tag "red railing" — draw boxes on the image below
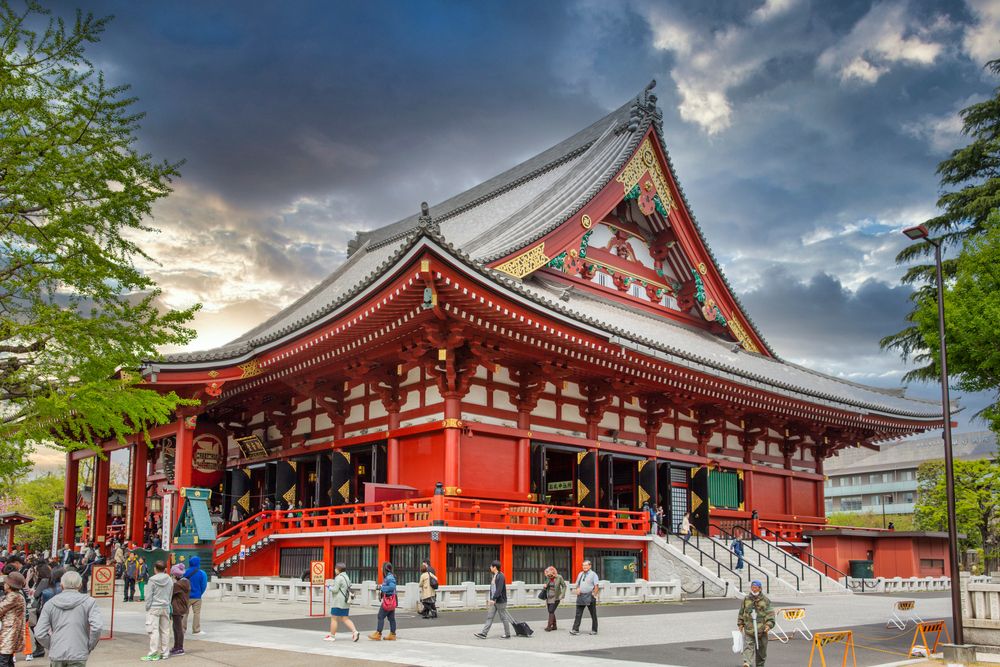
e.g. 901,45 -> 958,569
214,497 -> 648,567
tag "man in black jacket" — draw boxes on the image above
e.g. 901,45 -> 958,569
474,560 -> 512,639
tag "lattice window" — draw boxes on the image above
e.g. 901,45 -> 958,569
279,547 -> 323,579
513,546 -> 572,584
390,544 -> 430,585
335,545 -> 378,583
446,544 -> 499,585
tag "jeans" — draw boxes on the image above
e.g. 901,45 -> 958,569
481,601 -> 512,636
376,607 -> 396,633
124,577 -> 136,600
572,600 -> 598,632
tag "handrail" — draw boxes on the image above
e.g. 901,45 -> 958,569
215,497 -> 650,567
668,530 -> 770,595
755,530 -> 857,592
709,522 -> 802,591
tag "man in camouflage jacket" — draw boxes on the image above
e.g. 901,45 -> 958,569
736,580 -> 774,667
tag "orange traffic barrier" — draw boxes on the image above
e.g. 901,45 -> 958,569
808,630 -> 857,667
908,620 -> 950,657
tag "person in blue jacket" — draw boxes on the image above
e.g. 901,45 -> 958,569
368,562 -> 397,641
183,556 -> 208,635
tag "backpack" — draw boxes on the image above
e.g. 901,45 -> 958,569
429,572 -> 439,590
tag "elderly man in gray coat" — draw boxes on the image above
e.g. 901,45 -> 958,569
33,570 -> 103,666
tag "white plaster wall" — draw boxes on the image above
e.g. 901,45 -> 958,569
425,384 -> 443,405
465,384 -> 489,407
292,416 -> 311,436
494,388 -> 517,412
294,399 -> 312,414
315,413 -> 333,431
369,399 -> 387,420
399,388 -> 419,412
534,398 -> 558,421
563,382 -> 584,400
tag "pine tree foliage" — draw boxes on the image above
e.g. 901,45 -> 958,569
882,58 -> 1000,381
0,2 -> 199,491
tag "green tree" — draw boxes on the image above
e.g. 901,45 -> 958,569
882,58 -> 1000,381
0,1 -> 199,491
7,473 -> 83,552
914,458 -> 1000,561
910,213 -> 1000,431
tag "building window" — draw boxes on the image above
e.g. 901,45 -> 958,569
279,547 -> 323,579
447,544 -> 499,585
841,496 -> 863,511
904,493 -> 914,504
390,544 -> 430,585
708,469 -> 741,509
513,546 -> 572,584
335,546 -> 378,583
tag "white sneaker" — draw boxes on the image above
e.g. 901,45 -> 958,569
192,631 -> 205,636
323,634 -> 335,642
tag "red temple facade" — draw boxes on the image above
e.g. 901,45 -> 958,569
61,81 -> 944,585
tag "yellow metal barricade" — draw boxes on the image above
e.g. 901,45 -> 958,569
808,630 -> 857,667
908,620 -> 950,657
769,606 -> 812,643
886,599 -> 922,629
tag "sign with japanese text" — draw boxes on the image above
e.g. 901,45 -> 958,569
310,560 -> 325,586
90,564 -> 115,598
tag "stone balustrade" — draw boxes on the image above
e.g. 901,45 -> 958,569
961,571 -> 1000,648
207,577 -> 681,610
840,574 -> 992,593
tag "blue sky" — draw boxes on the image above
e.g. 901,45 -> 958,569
59,0 -> 1000,433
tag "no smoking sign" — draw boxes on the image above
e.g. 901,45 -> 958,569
310,560 -> 325,586
91,565 -> 115,598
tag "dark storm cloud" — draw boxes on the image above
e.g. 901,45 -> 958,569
43,0 -> 999,428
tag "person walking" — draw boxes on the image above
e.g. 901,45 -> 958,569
642,501 -> 656,534
28,563 -> 53,659
474,560 -> 512,640
141,561 -> 173,661
542,565 -> 566,631
569,560 -> 599,636
679,512 -> 692,544
732,538 -> 745,570
325,563 -> 359,642
368,562 -> 397,641
136,557 -> 149,602
33,570 -> 102,667
0,572 -> 27,667
737,580 -> 774,667
168,564 -> 190,657
183,556 -> 208,636
123,551 -> 138,602
417,563 -> 437,619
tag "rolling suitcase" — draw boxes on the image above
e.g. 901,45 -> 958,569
513,619 -> 534,637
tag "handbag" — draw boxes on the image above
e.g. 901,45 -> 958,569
537,588 -> 547,601
576,591 -> 594,606
380,592 -> 397,612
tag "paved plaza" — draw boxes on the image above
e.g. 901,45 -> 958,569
26,589 -> 997,667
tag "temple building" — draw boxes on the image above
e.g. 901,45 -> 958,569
60,81 -> 944,585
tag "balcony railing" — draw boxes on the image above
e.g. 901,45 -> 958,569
213,496 -> 649,570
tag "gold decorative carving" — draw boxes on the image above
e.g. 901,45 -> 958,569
698,262 -> 708,275
615,136 -> 675,212
728,318 -> 760,353
238,358 -> 263,378
581,214 -> 592,229
207,370 -> 220,379
495,243 -> 550,279
442,418 -> 463,429
444,486 -> 460,496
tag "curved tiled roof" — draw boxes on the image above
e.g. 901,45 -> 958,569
152,84 -> 941,423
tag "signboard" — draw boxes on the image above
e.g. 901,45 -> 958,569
236,434 -> 268,460
90,564 -> 115,598
161,493 -> 173,551
51,506 -> 62,555
239,546 -> 247,561
310,560 -> 325,586
547,480 -> 573,492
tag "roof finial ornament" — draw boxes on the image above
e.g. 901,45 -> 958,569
417,201 -> 438,233
628,79 -> 663,134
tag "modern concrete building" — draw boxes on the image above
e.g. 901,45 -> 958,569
824,431 -> 998,516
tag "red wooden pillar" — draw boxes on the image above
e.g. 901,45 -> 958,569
501,535 -> 513,582
62,454 -> 79,546
175,418 -> 194,490
432,533 -> 447,585
129,441 -> 148,545
784,476 -> 793,516
387,411 -> 401,485
377,534 -> 390,575
92,454 -> 110,545
443,397 -> 461,492
572,538 -> 585,573
516,411 -> 530,498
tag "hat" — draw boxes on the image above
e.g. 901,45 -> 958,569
750,580 -> 762,589
4,571 -> 26,590
170,564 -> 186,577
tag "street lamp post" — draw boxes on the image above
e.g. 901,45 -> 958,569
902,224 -> 963,645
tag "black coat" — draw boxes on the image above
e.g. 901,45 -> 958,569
490,571 -> 507,604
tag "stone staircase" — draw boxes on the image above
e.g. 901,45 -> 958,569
654,533 -> 849,597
